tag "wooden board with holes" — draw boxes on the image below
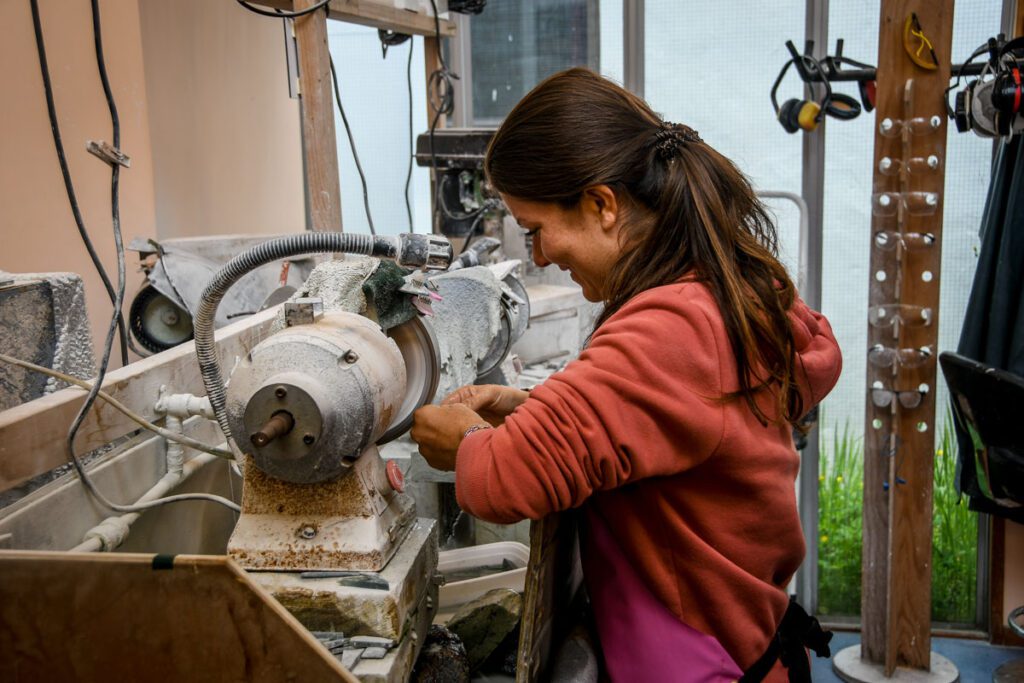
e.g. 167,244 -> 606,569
0,550 -> 358,682
0,308 -> 278,494
860,0 -> 953,675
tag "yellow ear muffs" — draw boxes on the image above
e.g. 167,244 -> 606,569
797,101 -> 822,131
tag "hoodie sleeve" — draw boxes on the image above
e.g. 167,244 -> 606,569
455,284 -> 731,524
787,297 -> 843,418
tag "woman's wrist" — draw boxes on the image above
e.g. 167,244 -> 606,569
463,423 -> 493,440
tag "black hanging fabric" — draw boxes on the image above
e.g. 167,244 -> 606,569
952,134 -> 1024,522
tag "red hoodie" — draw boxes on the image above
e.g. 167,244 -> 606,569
455,281 -> 842,680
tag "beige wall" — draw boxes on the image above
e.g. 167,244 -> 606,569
0,0 -> 157,365
137,0 -> 305,238
0,0 -> 305,368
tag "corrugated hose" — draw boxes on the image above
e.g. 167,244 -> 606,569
193,232 -> 452,448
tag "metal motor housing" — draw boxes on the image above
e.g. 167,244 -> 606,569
226,312 -> 406,484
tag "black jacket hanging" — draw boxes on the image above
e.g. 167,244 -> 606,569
952,134 -> 1024,522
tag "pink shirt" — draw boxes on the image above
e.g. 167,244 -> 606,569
583,503 -> 744,681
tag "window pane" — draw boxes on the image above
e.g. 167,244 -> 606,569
644,1 -> 806,281
327,24 -> 433,235
469,0 -> 601,124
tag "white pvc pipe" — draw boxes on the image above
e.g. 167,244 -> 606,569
71,397 -> 226,553
70,451 -> 220,553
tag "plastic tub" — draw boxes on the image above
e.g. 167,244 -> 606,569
435,542 -> 530,624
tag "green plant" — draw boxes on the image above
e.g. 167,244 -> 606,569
816,414 -> 977,623
817,422 -> 864,616
931,414 -> 977,623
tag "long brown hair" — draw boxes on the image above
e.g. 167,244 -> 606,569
485,67 -> 803,426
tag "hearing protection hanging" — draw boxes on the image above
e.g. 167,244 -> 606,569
948,37 -> 1024,138
771,55 -> 861,133
991,37 -> 1024,136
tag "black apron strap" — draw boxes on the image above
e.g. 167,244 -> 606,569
739,596 -> 833,683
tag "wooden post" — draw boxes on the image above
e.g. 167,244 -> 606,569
294,0 -> 343,231
857,0 -> 954,677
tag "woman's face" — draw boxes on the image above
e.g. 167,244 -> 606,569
501,187 -> 622,302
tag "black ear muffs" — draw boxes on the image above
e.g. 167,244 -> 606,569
992,67 -> 1022,117
954,86 -> 973,132
771,55 -> 832,134
826,92 -> 862,120
779,98 -> 809,133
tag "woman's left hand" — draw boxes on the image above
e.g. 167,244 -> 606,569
411,403 -> 489,471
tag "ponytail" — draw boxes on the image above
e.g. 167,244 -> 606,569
486,68 -> 803,426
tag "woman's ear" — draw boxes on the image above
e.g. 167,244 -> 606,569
580,185 -> 619,233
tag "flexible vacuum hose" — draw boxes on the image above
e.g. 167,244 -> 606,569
194,232 -> 452,447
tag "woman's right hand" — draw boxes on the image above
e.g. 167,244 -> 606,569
441,384 -> 530,426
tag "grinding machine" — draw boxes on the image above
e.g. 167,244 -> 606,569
189,231 -> 528,680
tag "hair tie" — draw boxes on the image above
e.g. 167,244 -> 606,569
655,122 -> 701,160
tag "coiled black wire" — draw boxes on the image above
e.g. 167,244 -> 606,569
29,0 -> 129,366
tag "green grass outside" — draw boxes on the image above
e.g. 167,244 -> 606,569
816,415 -> 978,623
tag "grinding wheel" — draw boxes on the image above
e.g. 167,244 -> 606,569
378,316 -> 441,444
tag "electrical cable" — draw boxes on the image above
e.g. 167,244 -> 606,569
328,56 -> 376,235
457,210 -> 489,256
234,0 -> 330,19
422,1 -> 495,234
405,38 -> 415,231
426,0 -> 458,233
0,353 -> 233,460
29,0 -> 129,367
375,28 -> 414,230
45,0 -> 237,516
235,0 -> 377,235
438,172 -> 495,220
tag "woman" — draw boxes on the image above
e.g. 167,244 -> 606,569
411,68 -> 842,682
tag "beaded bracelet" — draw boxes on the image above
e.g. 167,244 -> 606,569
463,423 -> 493,439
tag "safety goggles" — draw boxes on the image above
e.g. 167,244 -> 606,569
878,155 -> 942,176
868,304 -> 933,329
872,231 -> 936,251
872,191 -> 940,217
867,344 -> 934,369
878,115 -> 943,138
871,384 -> 930,409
